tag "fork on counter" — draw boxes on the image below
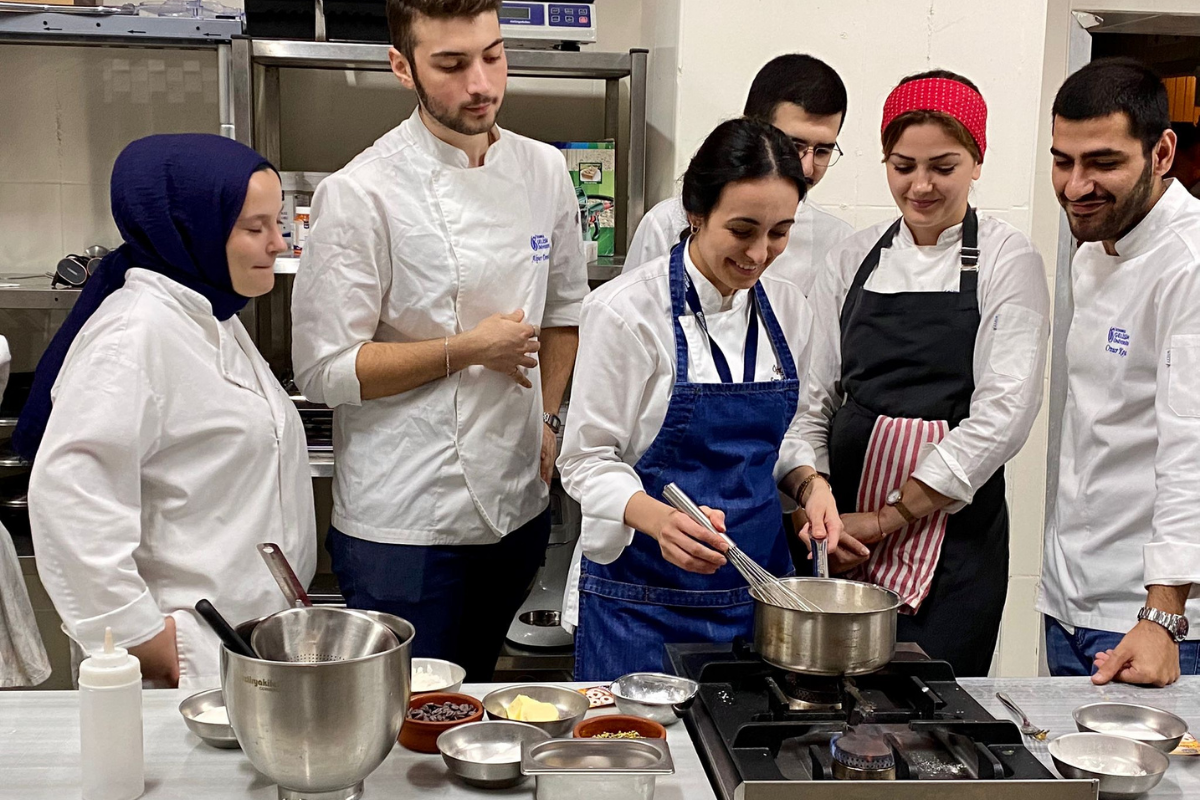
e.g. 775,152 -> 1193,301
996,692 -> 1049,740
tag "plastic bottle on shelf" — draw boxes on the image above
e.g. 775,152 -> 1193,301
79,627 -> 145,800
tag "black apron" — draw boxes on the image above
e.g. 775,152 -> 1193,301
828,208 -> 1008,677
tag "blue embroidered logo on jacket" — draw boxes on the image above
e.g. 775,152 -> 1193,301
531,234 -> 551,265
1106,327 -> 1129,357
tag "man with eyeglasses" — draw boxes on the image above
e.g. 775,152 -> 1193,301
624,54 -> 852,295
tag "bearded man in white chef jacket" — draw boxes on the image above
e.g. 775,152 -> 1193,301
1039,57 -> 1200,686
292,0 -> 586,681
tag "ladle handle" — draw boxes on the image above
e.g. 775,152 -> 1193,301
258,542 -> 312,608
195,599 -> 256,658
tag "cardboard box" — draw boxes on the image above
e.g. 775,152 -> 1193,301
5,0 -> 77,5
553,141 -> 616,258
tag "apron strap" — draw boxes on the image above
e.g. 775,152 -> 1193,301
671,239 -> 763,384
840,207 -> 981,336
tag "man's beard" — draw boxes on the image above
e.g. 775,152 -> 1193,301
1060,157 -> 1155,243
412,66 -> 498,137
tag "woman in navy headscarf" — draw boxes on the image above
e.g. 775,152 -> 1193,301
19,134 -> 316,688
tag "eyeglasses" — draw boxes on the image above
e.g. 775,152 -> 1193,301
791,139 -> 843,168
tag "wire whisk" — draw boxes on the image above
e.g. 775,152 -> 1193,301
661,483 -> 823,613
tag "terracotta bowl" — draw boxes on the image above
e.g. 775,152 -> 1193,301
398,692 -> 484,753
573,714 -> 667,740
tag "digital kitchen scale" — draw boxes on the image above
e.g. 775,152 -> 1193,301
500,1 -> 596,49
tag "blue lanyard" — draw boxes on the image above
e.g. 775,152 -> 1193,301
682,271 -> 760,384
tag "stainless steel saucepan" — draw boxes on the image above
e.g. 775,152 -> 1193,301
752,577 -> 900,675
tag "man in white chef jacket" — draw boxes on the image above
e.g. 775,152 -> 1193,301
624,54 -> 853,294
292,0 -> 586,681
1040,57 -> 1200,686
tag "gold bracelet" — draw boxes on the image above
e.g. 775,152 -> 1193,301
796,473 -> 828,506
444,337 -> 451,378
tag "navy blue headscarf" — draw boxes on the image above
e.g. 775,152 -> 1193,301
13,133 -> 275,460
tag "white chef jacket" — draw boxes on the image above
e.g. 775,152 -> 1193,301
795,213 -> 1050,509
1039,180 -> 1200,638
30,269 -> 316,689
557,243 -> 815,627
0,335 -> 52,688
624,195 -> 853,295
292,109 -> 587,545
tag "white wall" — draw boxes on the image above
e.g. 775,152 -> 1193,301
0,47 -> 221,273
654,0 -> 1053,675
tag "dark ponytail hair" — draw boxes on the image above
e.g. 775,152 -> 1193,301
678,117 -> 807,242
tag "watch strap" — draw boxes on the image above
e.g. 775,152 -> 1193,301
889,496 -> 917,525
1138,607 -> 1188,643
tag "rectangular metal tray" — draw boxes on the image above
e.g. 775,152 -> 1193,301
521,738 -> 674,775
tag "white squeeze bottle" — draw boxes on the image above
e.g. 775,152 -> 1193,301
79,627 -> 145,800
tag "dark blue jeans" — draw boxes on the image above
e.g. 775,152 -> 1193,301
326,510 -> 551,682
1045,615 -> 1200,677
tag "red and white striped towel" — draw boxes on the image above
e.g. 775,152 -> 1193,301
848,415 -> 950,615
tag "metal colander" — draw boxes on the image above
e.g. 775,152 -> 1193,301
250,606 -> 401,663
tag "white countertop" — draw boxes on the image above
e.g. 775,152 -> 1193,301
964,676 -> 1200,798
5,677 -> 1200,798
0,682 -> 717,800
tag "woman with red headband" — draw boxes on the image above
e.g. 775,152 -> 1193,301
795,70 -> 1050,676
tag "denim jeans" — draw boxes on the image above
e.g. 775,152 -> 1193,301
325,510 -> 551,682
1044,615 -> 1200,676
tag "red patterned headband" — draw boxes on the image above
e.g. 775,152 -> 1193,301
882,77 -> 988,160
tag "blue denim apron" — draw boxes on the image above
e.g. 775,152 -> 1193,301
574,241 -> 800,681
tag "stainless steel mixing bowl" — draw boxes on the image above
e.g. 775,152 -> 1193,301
609,673 -> 699,726
250,606 -> 399,663
1049,732 -> 1169,800
436,720 -> 551,789
481,684 -> 590,738
1073,702 -> 1188,754
221,610 -> 414,800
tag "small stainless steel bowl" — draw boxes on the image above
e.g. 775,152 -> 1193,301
411,657 -> 467,694
437,720 -> 551,789
1049,732 -> 1169,800
481,684 -> 589,738
1074,702 -> 1188,754
609,672 -> 699,727
178,688 -> 239,749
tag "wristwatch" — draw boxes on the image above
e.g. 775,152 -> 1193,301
542,412 -> 562,435
886,489 -> 917,525
1138,607 -> 1190,643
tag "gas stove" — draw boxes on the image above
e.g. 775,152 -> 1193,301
666,641 -> 1097,800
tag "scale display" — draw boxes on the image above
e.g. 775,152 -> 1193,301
499,2 -> 597,46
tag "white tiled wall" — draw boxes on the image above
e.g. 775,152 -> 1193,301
0,46 -> 221,275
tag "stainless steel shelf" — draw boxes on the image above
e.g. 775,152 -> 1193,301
250,39 -> 637,78
587,255 -> 625,282
0,276 -> 81,310
309,449 -> 333,478
0,12 -> 241,47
